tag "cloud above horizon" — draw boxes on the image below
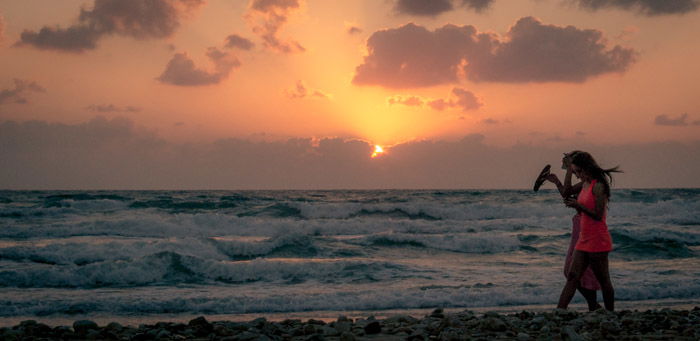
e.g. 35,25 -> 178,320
573,0 -> 700,16
85,104 -> 141,113
16,0 -> 205,52
654,113 -> 700,126
347,25 -> 363,35
286,80 -> 330,99
157,48 -> 241,86
2,116 -> 699,189
353,17 -> 636,88
393,0 -> 494,17
246,0 -> 305,53
0,79 -> 46,105
388,87 -> 482,112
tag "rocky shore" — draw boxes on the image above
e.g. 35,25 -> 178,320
2,307 -> 699,340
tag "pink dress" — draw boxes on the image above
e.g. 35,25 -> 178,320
564,214 -> 601,290
575,180 -> 613,252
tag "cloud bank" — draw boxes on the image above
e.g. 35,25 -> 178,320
393,0 -> 494,17
85,104 -> 140,113
353,17 -> 636,88
16,0 -> 205,52
573,0 -> 700,16
0,79 -> 46,105
157,48 -> 241,86
2,117 -> 699,189
246,0 -> 305,53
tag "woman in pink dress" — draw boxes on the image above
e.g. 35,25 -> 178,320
543,151 -> 602,311
555,151 -> 620,311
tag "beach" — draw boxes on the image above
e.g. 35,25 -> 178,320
3,307 -> 699,340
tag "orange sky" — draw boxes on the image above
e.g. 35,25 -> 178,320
1,0 -> 699,146
1,1 -> 699,189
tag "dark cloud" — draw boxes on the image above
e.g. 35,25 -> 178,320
353,17 -> 636,88
225,34 -> 255,50
654,113 -> 691,126
394,0 -> 454,16
353,23 -> 474,88
481,118 -> 499,124
387,95 -> 424,106
16,26 -> 101,52
85,104 -> 140,113
246,0 -> 305,53
16,0 -> 205,52
3,116 -> 700,189
574,0 -> 699,16
393,0 -> 494,16
286,80 -> 329,99
459,0 -> 494,12
0,79 -> 46,105
347,26 -> 363,35
468,17 -> 637,83
157,48 -> 241,86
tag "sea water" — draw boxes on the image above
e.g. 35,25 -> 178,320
0,189 -> 699,325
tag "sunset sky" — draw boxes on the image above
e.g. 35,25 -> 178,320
1,0 -> 699,189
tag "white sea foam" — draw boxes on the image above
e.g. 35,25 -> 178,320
349,232 -> 520,254
2,278 -> 700,317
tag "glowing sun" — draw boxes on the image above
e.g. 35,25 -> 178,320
371,145 -> 385,158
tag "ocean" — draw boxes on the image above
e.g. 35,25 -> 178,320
0,189 -> 699,326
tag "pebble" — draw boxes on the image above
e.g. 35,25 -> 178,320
1,308 -> 699,341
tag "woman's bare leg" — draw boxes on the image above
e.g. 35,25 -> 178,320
588,251 -> 614,311
558,250 -> 589,309
577,286 -> 601,311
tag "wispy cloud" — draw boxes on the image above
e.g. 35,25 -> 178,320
654,113 -> 699,126
85,104 -> 140,113
246,0 -> 305,53
387,88 -> 482,112
286,80 -> 330,99
0,79 -> 46,105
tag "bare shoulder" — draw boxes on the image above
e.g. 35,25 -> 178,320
592,182 -> 607,196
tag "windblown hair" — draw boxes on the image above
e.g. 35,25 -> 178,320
569,151 -> 622,198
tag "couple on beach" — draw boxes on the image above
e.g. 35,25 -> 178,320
535,151 -> 621,312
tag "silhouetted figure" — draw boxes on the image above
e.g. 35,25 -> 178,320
535,151 -> 603,310
548,151 -> 621,311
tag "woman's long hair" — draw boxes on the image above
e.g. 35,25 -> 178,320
569,151 -> 622,198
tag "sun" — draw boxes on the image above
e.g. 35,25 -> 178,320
371,145 -> 385,158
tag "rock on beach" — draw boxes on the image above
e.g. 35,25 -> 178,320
1,307 -> 699,340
